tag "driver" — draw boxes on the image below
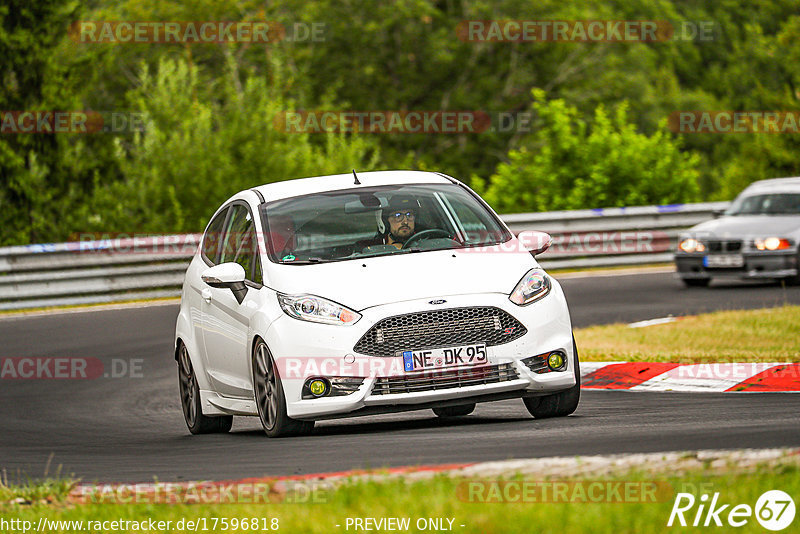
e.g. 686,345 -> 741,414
382,194 -> 419,249
357,194 -> 421,251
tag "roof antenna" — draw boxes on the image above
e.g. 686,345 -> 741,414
352,169 -> 361,185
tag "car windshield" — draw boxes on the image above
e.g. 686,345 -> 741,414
726,193 -> 800,216
262,184 -> 511,264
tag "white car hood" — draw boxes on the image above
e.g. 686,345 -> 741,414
691,215 -> 800,237
266,248 -> 538,311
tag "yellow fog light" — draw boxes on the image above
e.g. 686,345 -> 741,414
308,379 -> 328,397
547,352 -> 566,371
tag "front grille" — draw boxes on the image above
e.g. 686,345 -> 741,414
371,363 -> 519,395
353,307 -> 527,357
707,240 -> 742,253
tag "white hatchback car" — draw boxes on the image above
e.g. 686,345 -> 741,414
175,171 -> 580,437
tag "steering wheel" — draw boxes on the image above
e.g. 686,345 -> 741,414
402,229 -> 453,249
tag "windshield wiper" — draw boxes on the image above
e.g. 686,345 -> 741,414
284,257 -> 324,264
459,241 -> 502,248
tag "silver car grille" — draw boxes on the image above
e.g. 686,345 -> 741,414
353,307 -> 527,357
707,240 -> 743,253
371,363 -> 519,395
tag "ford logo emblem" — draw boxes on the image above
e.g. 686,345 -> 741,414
428,299 -> 447,305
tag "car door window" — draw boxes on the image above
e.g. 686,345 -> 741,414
220,204 -> 261,283
201,207 -> 229,265
442,192 -> 504,243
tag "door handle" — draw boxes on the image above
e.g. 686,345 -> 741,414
201,288 -> 212,303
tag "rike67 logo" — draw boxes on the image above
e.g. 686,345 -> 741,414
668,490 -> 795,530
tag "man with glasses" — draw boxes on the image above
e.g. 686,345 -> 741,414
357,194 -> 422,251
382,194 -> 420,249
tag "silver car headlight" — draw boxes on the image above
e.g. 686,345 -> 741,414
678,238 -> 706,253
509,268 -> 551,306
753,237 -> 792,251
278,294 -> 361,325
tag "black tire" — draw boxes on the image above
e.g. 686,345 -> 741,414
432,403 -> 476,418
252,339 -> 314,438
177,343 -> 233,434
681,277 -> 711,287
523,338 -> 581,419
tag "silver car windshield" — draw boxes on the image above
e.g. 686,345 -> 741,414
262,184 -> 511,264
726,193 -> 800,216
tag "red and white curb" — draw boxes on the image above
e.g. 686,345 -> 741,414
580,362 -> 800,392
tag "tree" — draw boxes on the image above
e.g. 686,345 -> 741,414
475,89 -> 700,213
0,0 -> 83,244
77,57 -> 382,234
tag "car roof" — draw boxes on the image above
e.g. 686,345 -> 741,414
741,177 -> 800,195
250,170 -> 454,203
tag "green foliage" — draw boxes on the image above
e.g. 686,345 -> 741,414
0,0 -> 87,245
76,58 -> 381,234
476,90 -> 700,213
2,0 -> 800,244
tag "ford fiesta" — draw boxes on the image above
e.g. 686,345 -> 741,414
174,171 -> 579,437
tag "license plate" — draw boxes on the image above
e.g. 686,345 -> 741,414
703,254 -> 744,268
401,343 -> 487,372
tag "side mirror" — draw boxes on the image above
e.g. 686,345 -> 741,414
517,230 -> 552,256
201,263 -> 248,304
712,209 -> 725,219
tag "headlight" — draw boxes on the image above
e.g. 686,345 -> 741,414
278,294 -> 361,325
509,269 -> 551,306
754,237 -> 792,251
679,238 -> 705,253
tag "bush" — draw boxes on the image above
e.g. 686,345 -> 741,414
475,89 -> 701,213
76,57 -> 381,234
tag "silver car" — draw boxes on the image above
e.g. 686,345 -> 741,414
675,177 -> 800,287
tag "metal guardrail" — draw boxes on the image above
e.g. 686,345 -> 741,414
0,202 -> 730,311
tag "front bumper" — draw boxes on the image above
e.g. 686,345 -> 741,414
264,284 -> 575,420
675,252 -> 798,280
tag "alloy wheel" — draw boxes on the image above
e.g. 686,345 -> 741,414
178,345 -> 197,427
254,343 -> 278,430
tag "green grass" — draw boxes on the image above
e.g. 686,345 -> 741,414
0,477 -> 75,506
575,305 -> 800,362
2,464 -> 798,533
0,297 -> 179,317
548,262 -> 672,275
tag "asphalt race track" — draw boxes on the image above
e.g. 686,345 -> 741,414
1,272 -> 799,482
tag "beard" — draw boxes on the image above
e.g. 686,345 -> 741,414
390,225 -> 413,243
